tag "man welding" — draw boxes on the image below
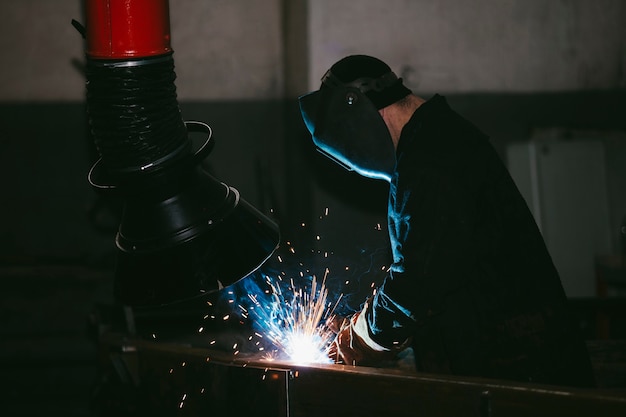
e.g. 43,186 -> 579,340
298,54 -> 595,387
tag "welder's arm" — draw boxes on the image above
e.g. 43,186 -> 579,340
328,300 -> 410,366
362,120 -> 484,350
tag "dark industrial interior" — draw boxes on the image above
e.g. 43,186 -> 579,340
1,1 -> 626,416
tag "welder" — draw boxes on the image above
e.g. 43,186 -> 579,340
299,55 -> 595,387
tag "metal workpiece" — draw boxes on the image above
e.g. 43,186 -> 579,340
94,331 -> 626,417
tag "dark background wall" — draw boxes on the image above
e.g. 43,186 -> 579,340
2,92 -> 624,278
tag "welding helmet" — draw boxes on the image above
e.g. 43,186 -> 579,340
298,55 -> 412,182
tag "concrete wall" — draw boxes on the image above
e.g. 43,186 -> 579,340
170,0 -> 283,100
1,0 -> 85,101
2,0 -> 625,102
307,0 -> 626,93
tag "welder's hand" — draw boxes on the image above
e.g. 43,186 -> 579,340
325,314 -> 348,335
327,311 -> 396,366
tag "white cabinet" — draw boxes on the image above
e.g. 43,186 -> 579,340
506,131 -> 626,298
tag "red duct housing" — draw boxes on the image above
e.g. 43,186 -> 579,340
85,0 -> 172,59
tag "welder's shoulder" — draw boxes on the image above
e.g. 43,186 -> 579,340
412,114 -> 491,175
417,100 -> 489,156
421,95 -> 488,139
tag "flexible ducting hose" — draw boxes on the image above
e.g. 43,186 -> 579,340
85,55 -> 190,177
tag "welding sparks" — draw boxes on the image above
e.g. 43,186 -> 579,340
245,268 -> 340,365
211,206 -> 389,365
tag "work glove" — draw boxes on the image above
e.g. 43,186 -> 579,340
327,302 -> 408,366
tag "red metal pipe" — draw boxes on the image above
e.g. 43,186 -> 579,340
85,0 -> 172,59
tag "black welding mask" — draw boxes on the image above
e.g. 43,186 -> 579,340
299,69 -> 406,182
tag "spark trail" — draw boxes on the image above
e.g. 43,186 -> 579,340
244,268 -> 342,364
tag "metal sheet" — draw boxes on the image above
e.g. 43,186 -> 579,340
96,332 -> 626,417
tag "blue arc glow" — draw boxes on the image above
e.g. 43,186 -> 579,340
245,270 -> 340,365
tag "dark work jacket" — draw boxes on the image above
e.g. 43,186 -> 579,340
365,95 -> 595,387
